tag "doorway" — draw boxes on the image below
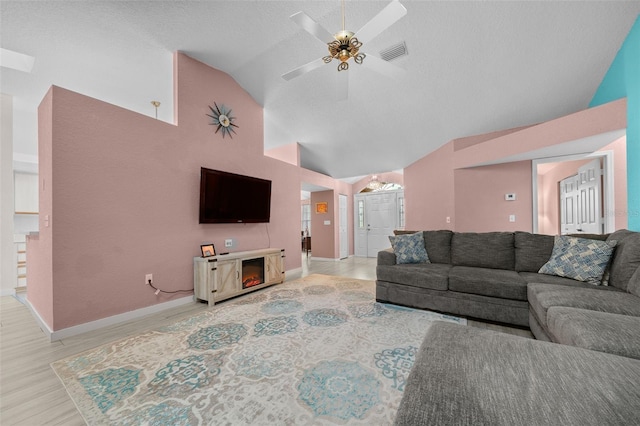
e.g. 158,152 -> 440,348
559,159 -> 603,234
354,190 -> 404,257
533,151 -> 614,234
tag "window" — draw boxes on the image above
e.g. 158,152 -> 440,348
358,200 -> 365,229
301,204 -> 311,235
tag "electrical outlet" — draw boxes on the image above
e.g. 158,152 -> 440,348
225,239 -> 233,248
509,215 -> 516,222
446,216 -> 451,224
145,274 -> 153,285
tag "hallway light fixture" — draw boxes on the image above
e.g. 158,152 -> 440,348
367,175 -> 383,191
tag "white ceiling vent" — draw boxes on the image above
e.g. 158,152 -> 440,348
379,41 -> 408,62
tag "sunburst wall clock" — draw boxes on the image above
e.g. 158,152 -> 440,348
206,102 -> 238,138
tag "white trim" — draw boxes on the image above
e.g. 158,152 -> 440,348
532,150 -> 615,234
310,257 -> 341,262
26,296 -> 194,341
601,150 -> 616,233
24,298 -> 54,339
1,288 -> 15,297
285,267 -> 302,277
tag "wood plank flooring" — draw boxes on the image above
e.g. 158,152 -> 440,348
0,254 -> 531,425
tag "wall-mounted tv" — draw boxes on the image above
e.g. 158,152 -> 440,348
199,167 -> 272,224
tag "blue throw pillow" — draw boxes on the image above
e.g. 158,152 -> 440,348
389,232 -> 430,264
539,235 -> 617,284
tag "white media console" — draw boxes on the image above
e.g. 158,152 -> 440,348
193,248 -> 285,306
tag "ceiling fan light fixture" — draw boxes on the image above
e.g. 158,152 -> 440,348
326,30 -> 365,71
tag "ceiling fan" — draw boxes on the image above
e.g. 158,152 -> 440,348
282,0 -> 407,81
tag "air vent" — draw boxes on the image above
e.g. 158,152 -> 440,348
379,41 -> 408,62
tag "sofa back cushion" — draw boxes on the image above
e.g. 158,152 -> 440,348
394,230 -> 453,264
627,267 -> 640,297
514,232 -> 555,272
451,232 -> 515,270
423,230 -> 454,264
607,230 -> 640,291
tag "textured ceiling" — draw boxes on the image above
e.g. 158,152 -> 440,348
2,1 -> 639,179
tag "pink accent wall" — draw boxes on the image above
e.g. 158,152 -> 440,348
454,161 -> 533,232
404,142 -> 455,230
453,99 -> 627,169
28,53 -> 320,331
404,100 -> 627,235
310,190 -> 335,258
265,143 -> 300,166
453,124 -> 535,151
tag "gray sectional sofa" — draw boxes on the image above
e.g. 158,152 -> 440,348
384,229 -> 640,425
377,229 -> 640,343
395,322 -> 640,426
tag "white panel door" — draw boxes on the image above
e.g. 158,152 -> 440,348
366,193 -> 396,257
560,175 -> 579,235
339,194 -> 348,259
576,159 -> 602,234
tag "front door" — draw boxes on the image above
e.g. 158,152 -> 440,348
366,192 -> 397,257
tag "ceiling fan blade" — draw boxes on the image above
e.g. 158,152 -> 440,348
354,1 -> 407,43
362,54 -> 405,79
282,57 -> 326,81
290,11 -> 335,44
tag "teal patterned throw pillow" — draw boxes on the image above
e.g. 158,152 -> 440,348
389,232 -> 430,264
538,236 -> 617,284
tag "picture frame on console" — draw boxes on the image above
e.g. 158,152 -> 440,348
201,244 -> 216,257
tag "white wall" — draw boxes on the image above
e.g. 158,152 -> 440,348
1,94 -> 16,295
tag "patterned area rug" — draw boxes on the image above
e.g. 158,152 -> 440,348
51,274 -> 465,425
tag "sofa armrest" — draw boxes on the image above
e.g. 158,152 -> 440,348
378,248 -> 396,266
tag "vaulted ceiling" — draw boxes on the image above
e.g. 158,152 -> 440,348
2,1 -> 639,179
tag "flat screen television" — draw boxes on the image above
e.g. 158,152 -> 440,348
199,167 -> 272,223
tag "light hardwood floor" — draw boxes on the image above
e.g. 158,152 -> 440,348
0,254 -> 531,425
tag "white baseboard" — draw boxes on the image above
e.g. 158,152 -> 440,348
285,267 -> 302,276
310,256 -> 341,262
1,288 -> 15,297
26,296 -> 195,342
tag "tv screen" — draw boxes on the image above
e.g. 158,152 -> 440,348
199,167 -> 272,223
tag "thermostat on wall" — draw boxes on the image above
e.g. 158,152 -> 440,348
505,193 -> 517,201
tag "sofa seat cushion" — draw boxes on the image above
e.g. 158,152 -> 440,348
376,263 -> 451,291
527,283 -> 640,331
395,322 -> 640,426
547,307 -> 640,360
449,266 -> 527,301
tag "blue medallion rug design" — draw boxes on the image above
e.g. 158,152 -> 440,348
51,274 -> 466,425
